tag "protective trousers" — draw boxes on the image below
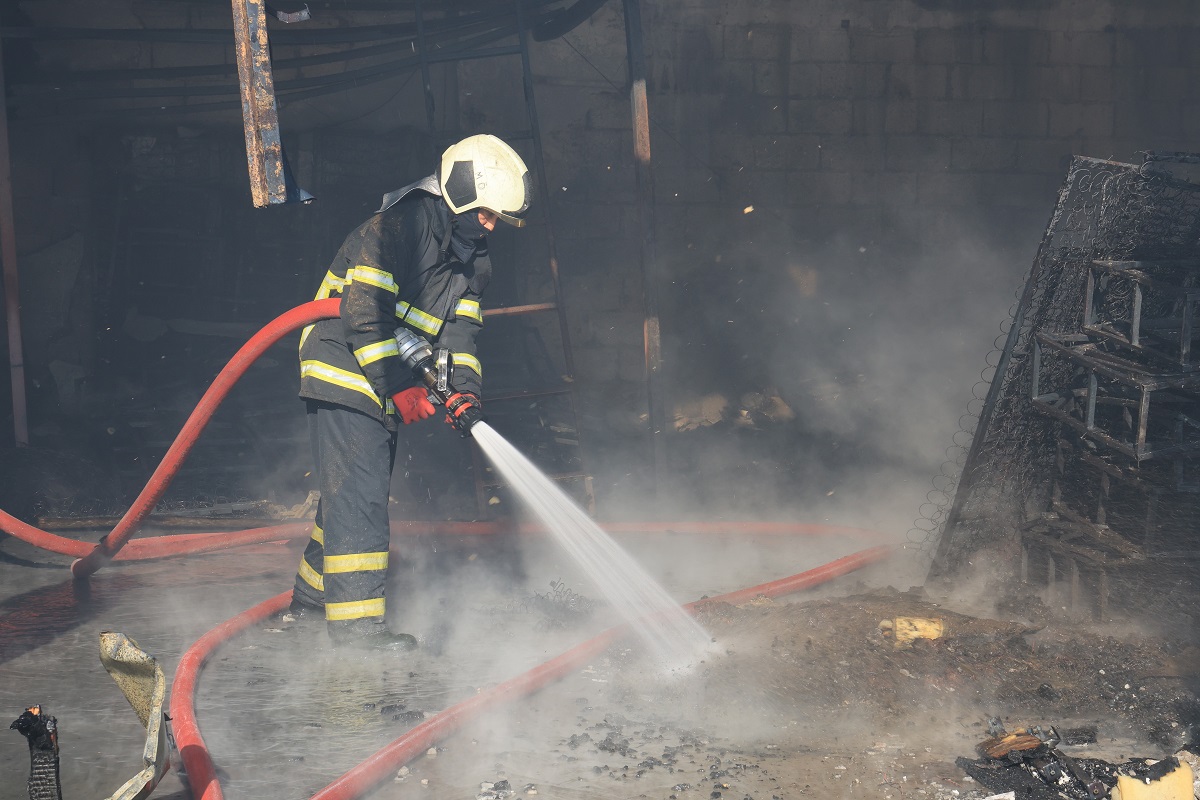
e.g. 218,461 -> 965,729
292,401 -> 397,637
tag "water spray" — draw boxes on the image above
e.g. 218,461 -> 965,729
394,328 -> 485,435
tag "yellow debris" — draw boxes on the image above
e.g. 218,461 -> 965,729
878,617 -> 945,650
1110,759 -> 1193,800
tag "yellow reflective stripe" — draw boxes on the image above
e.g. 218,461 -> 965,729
396,301 -> 443,336
350,266 -> 398,295
455,298 -> 482,323
353,339 -> 400,367
311,525 -> 324,546
326,598 -> 386,621
324,552 -> 389,574
319,270 -> 347,297
299,558 -> 324,592
299,323 -> 315,350
454,352 -> 481,377
300,360 -> 382,407
385,397 -> 396,415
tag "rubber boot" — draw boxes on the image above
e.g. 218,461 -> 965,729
329,619 -> 418,652
281,595 -> 324,623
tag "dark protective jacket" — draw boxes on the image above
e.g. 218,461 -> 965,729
298,177 -> 489,425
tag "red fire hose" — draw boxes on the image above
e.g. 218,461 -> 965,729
68,299 -> 344,578
170,542 -> 890,800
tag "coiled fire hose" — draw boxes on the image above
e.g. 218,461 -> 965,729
171,543 -> 890,800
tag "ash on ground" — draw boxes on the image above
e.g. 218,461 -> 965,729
389,587 -> 1200,799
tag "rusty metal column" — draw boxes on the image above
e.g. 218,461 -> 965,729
231,0 -> 287,207
622,0 -> 666,487
0,34 -> 28,446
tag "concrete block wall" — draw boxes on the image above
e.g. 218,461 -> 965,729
458,0 -> 1200,445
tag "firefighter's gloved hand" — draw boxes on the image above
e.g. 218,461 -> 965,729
444,392 -> 482,428
393,386 -> 437,424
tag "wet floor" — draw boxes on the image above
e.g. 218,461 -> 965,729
0,524 -> 874,799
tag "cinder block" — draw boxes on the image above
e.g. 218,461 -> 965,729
658,167 -> 723,205
883,99 -> 919,135
753,61 -> 788,96
1048,31 -> 1114,68
949,64 -> 1014,101
1116,28 -> 1183,68
1079,66 -> 1114,102
1016,139 -> 1077,174
1138,67 -> 1191,101
851,171 -> 918,206
885,135 -> 953,172
917,99 -> 984,135
1114,101 -> 1182,139
914,27 -> 984,64
1030,65 -> 1081,103
852,100 -> 887,135
788,170 -> 853,205
1183,29 -> 1200,69
787,62 -> 821,97
983,28 -> 1050,66
723,24 -> 790,61
849,30 -> 916,63
788,99 -> 853,134
885,63 -> 949,100
726,167 -> 792,208
722,61 -> 757,93
986,172 -> 1061,207
673,27 -> 724,92
753,133 -> 821,170
817,62 -> 889,99
1183,102 -> 1200,137
818,135 -> 886,172
916,172 -> 984,206
585,91 -> 636,131
950,137 -> 1019,172
982,100 -> 1048,137
793,28 -> 851,62
1048,103 -> 1114,138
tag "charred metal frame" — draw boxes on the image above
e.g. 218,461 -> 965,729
1083,259 -> 1200,372
1031,331 -> 1200,461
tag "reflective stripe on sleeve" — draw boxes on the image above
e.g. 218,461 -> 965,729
311,525 -> 324,546
353,339 -> 400,367
300,360 -> 383,407
299,558 -> 324,592
455,298 -> 482,323
324,552 -> 389,574
453,352 -> 482,377
350,266 -> 398,295
325,598 -> 386,621
396,301 -> 444,337
316,270 -> 347,298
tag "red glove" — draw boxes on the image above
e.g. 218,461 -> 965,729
393,387 -> 437,425
444,392 -> 482,425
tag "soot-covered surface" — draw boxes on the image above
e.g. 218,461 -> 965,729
1,530 -> 1196,800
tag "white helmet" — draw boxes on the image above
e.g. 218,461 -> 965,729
439,134 -> 531,228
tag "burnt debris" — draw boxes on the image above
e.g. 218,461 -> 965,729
10,705 -> 63,800
959,719 -> 1191,800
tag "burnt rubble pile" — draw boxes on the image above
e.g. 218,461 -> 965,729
958,719 -> 1194,800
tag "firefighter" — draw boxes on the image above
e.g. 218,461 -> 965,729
289,134 -> 530,649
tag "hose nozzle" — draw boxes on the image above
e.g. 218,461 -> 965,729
394,328 -> 485,435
